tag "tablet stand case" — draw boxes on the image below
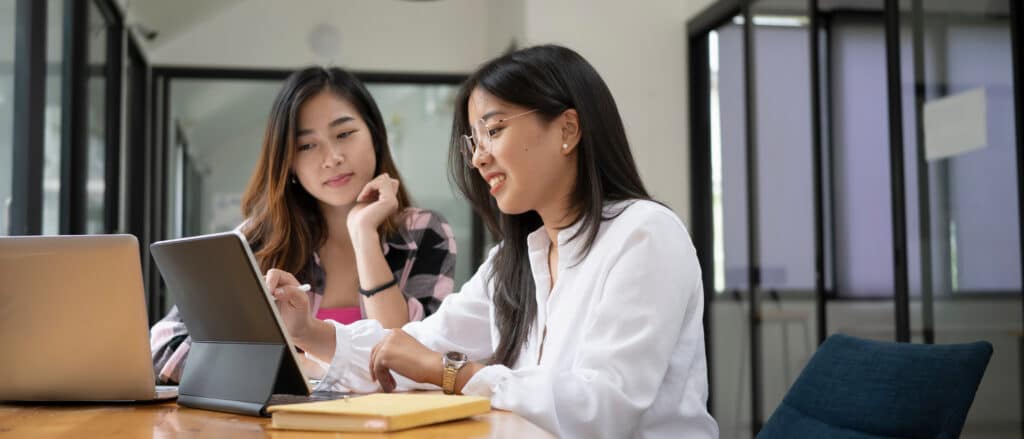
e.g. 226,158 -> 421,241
150,232 -> 311,416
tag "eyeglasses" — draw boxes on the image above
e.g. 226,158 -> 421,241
460,109 -> 539,168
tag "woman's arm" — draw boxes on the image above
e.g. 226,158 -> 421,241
346,174 -> 408,329
351,228 -> 408,328
149,306 -> 191,384
268,246 -> 498,393
366,328 -> 485,393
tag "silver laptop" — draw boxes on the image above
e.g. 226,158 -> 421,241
0,234 -> 177,402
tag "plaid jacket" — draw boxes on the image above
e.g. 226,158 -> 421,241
149,207 -> 457,384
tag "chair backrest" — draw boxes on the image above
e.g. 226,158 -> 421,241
757,333 -> 993,439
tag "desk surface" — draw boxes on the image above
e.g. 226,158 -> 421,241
0,401 -> 554,438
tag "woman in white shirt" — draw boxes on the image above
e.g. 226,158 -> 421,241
266,44 -> 719,438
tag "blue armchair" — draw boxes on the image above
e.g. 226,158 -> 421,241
757,333 -> 993,439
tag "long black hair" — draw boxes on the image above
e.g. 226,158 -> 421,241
448,45 -> 652,367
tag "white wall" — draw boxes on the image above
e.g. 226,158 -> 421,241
485,0 -> 526,56
522,0 -> 715,224
127,0 -> 493,73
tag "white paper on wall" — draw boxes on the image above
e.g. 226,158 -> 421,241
210,193 -> 243,233
923,87 -> 988,161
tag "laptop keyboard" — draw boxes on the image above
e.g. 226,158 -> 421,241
266,391 -> 350,406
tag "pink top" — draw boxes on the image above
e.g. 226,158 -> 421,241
315,306 -> 363,325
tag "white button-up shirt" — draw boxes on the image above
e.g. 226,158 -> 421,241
315,200 -> 718,438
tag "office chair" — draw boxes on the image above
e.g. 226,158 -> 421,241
757,333 -> 992,438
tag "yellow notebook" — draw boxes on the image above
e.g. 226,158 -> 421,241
267,393 -> 492,433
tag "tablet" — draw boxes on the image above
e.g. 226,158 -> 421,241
150,231 -> 314,415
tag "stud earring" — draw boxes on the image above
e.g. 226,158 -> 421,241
562,143 -> 568,150
291,176 -> 297,184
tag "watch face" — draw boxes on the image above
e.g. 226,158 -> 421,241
445,351 -> 468,363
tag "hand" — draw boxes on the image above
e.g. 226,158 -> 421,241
347,173 -> 401,241
368,328 -> 442,392
265,268 -> 315,345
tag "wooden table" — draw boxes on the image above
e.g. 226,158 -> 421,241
0,401 -> 554,438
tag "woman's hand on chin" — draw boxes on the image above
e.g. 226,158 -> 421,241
347,173 -> 401,242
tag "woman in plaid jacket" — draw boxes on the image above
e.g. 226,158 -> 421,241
150,67 -> 457,384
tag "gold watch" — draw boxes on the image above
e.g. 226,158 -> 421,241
442,351 -> 468,394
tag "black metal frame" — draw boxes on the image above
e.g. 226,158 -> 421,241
57,0 -> 122,235
740,1 -> 764,432
684,0 -> 747,422
909,0 -> 935,344
883,0 -> 911,342
823,13 -> 839,304
123,35 -> 156,321
808,0 -> 828,345
688,26 -> 715,413
96,0 -> 123,234
1009,0 -> 1024,433
59,0 -> 88,234
145,74 -> 169,317
1011,0 -> 1024,366
9,0 -> 47,236
124,36 -> 149,238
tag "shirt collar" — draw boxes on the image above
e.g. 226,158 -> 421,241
526,217 -> 587,263
525,201 -> 633,258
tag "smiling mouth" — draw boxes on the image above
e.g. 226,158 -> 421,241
487,175 -> 506,188
487,174 -> 506,195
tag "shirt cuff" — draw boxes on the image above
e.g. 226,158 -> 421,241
313,319 -> 389,393
302,351 -> 330,379
313,320 -> 352,392
461,364 -> 512,398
